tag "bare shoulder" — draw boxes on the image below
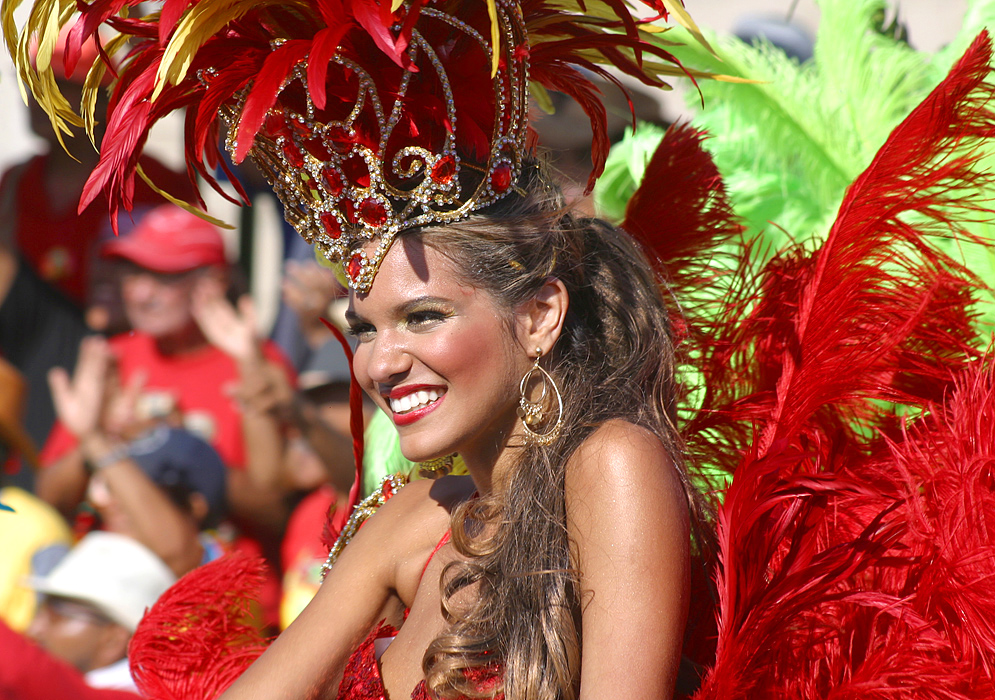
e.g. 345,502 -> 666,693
566,420 -> 684,505
565,420 -> 689,559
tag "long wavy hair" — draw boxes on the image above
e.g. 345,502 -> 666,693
410,165 -> 712,700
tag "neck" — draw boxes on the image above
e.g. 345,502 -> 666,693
457,418 -> 526,497
152,324 -> 208,356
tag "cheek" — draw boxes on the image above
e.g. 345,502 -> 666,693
428,319 -> 519,387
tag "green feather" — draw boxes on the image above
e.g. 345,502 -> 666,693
596,0 -> 995,334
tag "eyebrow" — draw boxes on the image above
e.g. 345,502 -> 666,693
345,295 -> 452,324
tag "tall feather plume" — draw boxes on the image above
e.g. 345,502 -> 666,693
618,122 -> 744,493
678,27 -> 994,483
129,554 -> 270,700
693,32 -> 995,700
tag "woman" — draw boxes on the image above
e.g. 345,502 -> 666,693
218,167 -> 707,698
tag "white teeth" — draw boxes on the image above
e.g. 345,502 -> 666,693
390,389 -> 442,414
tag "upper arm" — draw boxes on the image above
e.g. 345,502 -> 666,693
566,421 -> 690,700
219,478 -> 451,700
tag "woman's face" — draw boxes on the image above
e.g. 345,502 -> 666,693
347,237 -> 531,466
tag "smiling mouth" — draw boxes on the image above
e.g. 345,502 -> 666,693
389,389 -> 445,415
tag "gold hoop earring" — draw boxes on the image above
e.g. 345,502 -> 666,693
517,347 -> 563,446
417,453 -> 456,479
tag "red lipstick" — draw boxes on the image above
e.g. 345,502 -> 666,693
385,385 -> 446,426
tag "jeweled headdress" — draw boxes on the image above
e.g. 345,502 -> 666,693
4,0 -> 715,291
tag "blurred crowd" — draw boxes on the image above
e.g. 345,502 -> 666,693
0,35 -> 369,697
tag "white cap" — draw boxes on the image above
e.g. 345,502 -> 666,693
27,532 -> 176,631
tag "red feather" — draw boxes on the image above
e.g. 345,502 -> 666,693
158,0 -> 194,46
307,23 -> 352,111
694,32 -> 995,699
350,0 -> 408,68
129,554 -> 270,700
321,318 -> 366,525
234,40 -> 312,163
621,122 -> 743,294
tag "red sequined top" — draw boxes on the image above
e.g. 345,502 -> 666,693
335,621 -> 503,700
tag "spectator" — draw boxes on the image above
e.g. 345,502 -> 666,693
0,32 -> 193,464
24,532 -> 175,693
37,205 -> 295,542
87,423 -> 230,576
0,358 -> 72,631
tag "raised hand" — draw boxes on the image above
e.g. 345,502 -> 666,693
282,260 -> 343,348
47,335 -> 112,439
192,277 -> 261,365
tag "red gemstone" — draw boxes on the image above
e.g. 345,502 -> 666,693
490,162 -> 513,193
328,125 -> 354,154
321,168 -> 344,196
263,112 -> 293,139
304,137 -> 332,161
343,155 -> 370,188
431,155 -> 457,184
347,253 -> 363,282
281,140 -> 305,168
359,198 -> 388,227
319,213 -> 342,239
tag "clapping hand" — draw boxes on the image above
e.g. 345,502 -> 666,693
48,336 -> 111,439
48,336 -> 146,440
192,278 -> 262,365
282,260 -> 342,348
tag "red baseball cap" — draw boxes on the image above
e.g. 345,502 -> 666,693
101,205 -> 227,273
30,27 -> 115,86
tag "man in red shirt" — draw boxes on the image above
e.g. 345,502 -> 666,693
38,205 -> 296,545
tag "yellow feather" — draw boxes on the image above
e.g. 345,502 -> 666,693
486,0 -> 499,77
658,0 -> 714,55
137,163 -> 236,229
153,0 -> 305,101
391,0 -> 404,12
1,0 -> 28,70
529,80 -> 555,114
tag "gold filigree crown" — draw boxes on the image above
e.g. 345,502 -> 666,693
224,1 -> 529,292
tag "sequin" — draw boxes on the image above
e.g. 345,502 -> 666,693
336,622 -> 503,700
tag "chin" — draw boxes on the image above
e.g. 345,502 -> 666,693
397,434 -> 455,466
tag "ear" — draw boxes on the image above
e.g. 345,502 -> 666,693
188,492 -> 210,526
94,623 -> 132,669
519,277 -> 568,357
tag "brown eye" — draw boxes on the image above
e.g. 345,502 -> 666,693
407,310 -> 449,328
347,322 -> 376,341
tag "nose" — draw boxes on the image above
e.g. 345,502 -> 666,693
26,606 -> 49,641
121,271 -> 158,302
362,331 -> 412,387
